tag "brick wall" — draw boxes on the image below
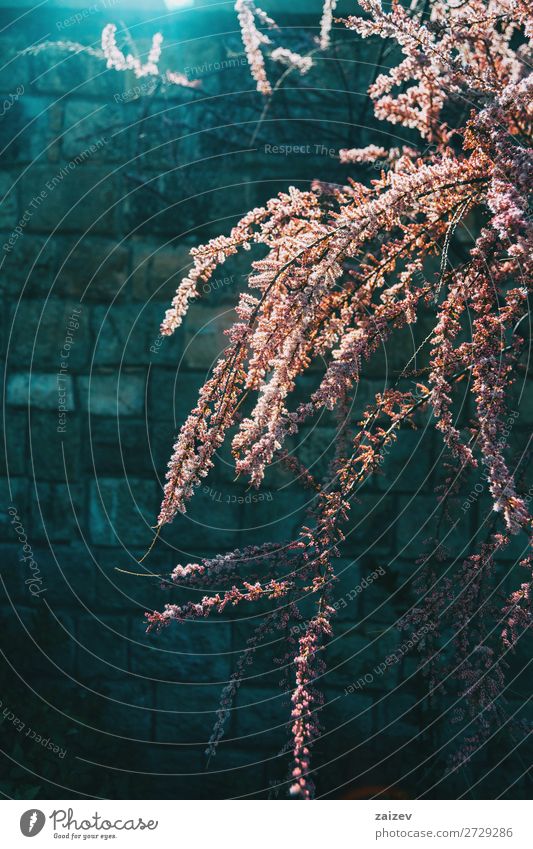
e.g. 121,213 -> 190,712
1,4 -> 531,799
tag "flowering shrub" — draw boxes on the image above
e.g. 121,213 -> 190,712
122,0 -> 531,797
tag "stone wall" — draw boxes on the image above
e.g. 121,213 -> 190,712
1,3 -> 531,799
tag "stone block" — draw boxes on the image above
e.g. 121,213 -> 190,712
147,368 -> 200,424
253,446 -> 295,489
92,546 -> 173,616
27,410 -> 81,481
199,747 -> 271,800
0,542 -> 30,600
343,491 -> 397,558
62,99 -> 130,163
181,304 -> 235,370
374,427 -> 434,495
0,171 -> 18,229
230,685 -> 288,752
30,481 -> 84,544
514,386 -> 533,426
236,494 -> 304,548
155,681 -> 224,746
77,614 -> 130,680
332,554 -> 400,624
326,558 -> 368,622
324,628 -> 371,689
91,303 -> 151,366
0,36 -> 32,91
147,419 -> 176,475
232,619 -> 288,685
322,690 -> 375,739
489,522 -> 530,566
195,265 -> 243,308
142,302 -> 183,366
